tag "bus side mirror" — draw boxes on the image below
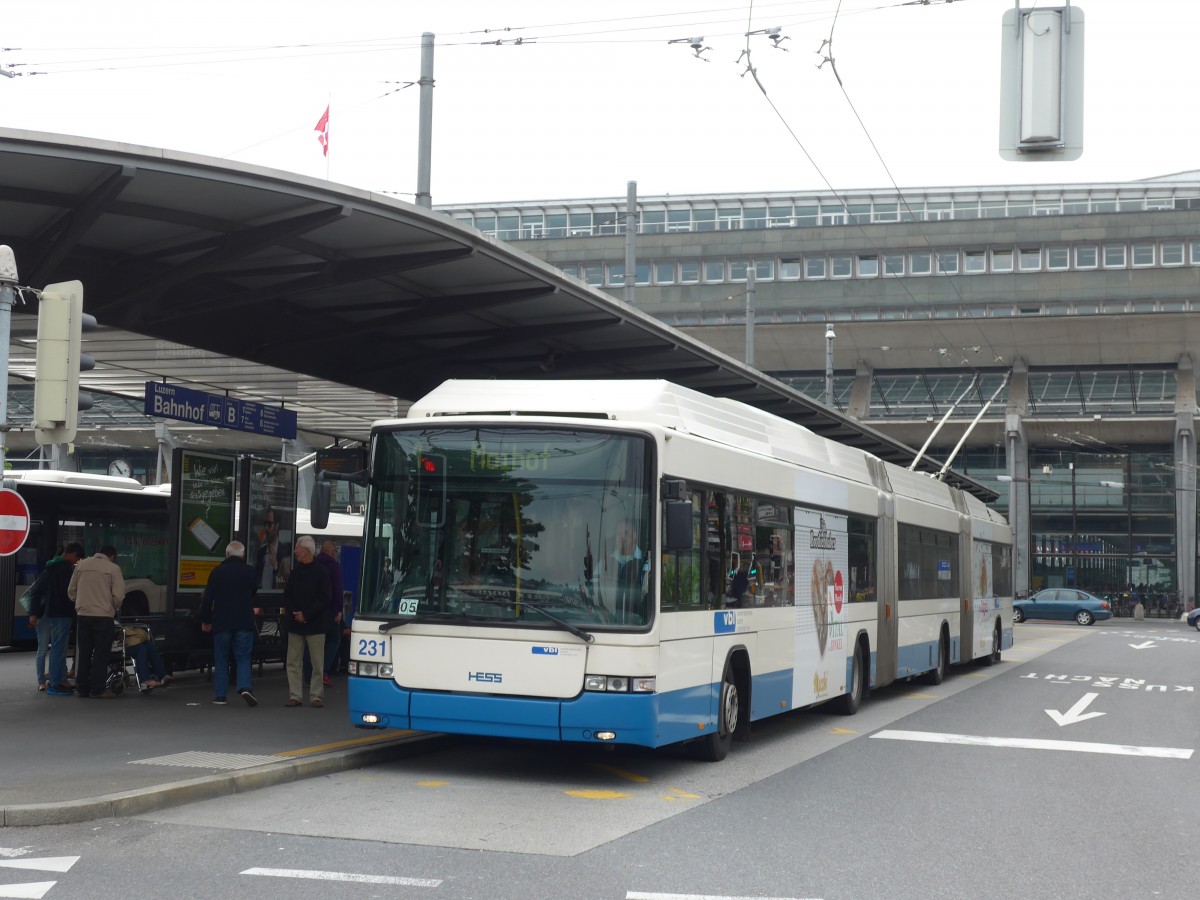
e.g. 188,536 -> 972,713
663,500 -> 693,551
310,475 -> 332,530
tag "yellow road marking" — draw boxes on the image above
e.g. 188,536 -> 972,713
906,692 -> 939,700
564,789 -> 629,799
590,763 -> 649,783
418,780 -> 448,787
274,731 -> 414,758
831,727 -> 856,735
666,787 -> 700,799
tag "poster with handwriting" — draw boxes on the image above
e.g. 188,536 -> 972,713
175,450 -> 235,591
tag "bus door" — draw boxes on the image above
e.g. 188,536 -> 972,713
874,492 -> 898,688
958,517 -> 975,663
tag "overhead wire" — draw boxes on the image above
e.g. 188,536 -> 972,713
733,0 -> 1003,375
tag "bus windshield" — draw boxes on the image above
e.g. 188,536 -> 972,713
361,427 -> 653,630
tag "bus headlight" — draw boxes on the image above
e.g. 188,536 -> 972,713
584,675 -> 655,693
349,661 -> 394,679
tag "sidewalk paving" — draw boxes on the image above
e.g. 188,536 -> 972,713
0,647 -> 440,827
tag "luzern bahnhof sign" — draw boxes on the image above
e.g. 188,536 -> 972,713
145,381 -> 298,439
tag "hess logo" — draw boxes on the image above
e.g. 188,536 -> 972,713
468,671 -> 503,683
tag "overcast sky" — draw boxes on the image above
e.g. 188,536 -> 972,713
2,1 -> 1195,205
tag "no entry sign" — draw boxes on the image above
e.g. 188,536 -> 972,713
0,488 -> 31,556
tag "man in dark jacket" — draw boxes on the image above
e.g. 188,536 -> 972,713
315,540 -> 346,685
283,535 -> 330,707
200,541 -> 260,707
28,542 -> 84,695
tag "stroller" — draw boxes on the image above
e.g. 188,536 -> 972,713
106,621 -> 158,695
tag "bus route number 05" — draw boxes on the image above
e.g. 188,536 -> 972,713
397,597 -> 420,616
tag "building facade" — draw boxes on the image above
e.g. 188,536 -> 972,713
439,176 -> 1200,611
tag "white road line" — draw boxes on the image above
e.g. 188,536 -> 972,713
0,857 -> 79,873
0,883 -> 55,900
871,729 -> 1193,759
240,867 -> 441,887
628,894 -> 821,900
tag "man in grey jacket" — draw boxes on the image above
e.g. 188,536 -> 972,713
68,545 -> 126,699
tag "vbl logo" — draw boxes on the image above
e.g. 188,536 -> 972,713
468,671 -> 503,683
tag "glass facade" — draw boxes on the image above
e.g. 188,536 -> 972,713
779,369 -> 1175,420
976,450 -> 1179,614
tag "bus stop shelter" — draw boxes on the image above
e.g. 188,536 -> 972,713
0,128 -> 992,502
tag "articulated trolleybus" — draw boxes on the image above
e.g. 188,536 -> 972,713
335,380 -> 1013,761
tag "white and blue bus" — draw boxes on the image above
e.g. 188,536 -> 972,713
333,380 -> 1013,760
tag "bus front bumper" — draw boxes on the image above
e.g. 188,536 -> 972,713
348,676 -> 716,749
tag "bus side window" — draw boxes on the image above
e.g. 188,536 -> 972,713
704,492 -> 730,611
662,491 -> 703,611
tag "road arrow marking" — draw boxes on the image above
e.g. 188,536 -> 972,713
1046,693 -> 1106,726
0,883 -> 55,900
1129,641 -> 1156,649
0,857 -> 79,873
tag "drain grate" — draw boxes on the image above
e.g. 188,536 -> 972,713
130,751 -> 283,770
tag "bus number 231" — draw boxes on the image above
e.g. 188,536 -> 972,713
357,638 -> 387,658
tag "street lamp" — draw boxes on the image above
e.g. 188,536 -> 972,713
996,474 -> 1124,489
824,325 -> 835,407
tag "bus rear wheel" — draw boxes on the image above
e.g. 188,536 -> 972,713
922,631 -> 948,685
832,642 -> 865,715
980,623 -> 1002,666
693,663 -> 737,762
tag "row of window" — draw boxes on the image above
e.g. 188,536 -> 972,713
559,240 -> 1200,288
662,297 -> 1200,328
659,490 -> 1014,610
446,192 -> 1200,238
662,489 -> 876,612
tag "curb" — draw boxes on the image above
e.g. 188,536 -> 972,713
1,732 -> 446,827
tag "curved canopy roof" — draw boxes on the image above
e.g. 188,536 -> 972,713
0,129 -> 994,501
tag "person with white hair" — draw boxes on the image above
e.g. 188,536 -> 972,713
282,535 -> 331,707
200,540 -> 261,706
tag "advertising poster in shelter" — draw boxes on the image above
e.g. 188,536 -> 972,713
240,458 -> 297,594
172,450 -> 236,592
792,506 -> 849,710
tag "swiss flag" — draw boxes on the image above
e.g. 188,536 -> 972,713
314,105 -> 330,157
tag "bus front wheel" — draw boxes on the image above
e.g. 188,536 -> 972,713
693,664 -> 738,762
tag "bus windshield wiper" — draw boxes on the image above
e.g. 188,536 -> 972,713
377,610 -> 471,633
514,600 -> 594,643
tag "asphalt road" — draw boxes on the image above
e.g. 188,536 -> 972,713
2,619 -> 1195,900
